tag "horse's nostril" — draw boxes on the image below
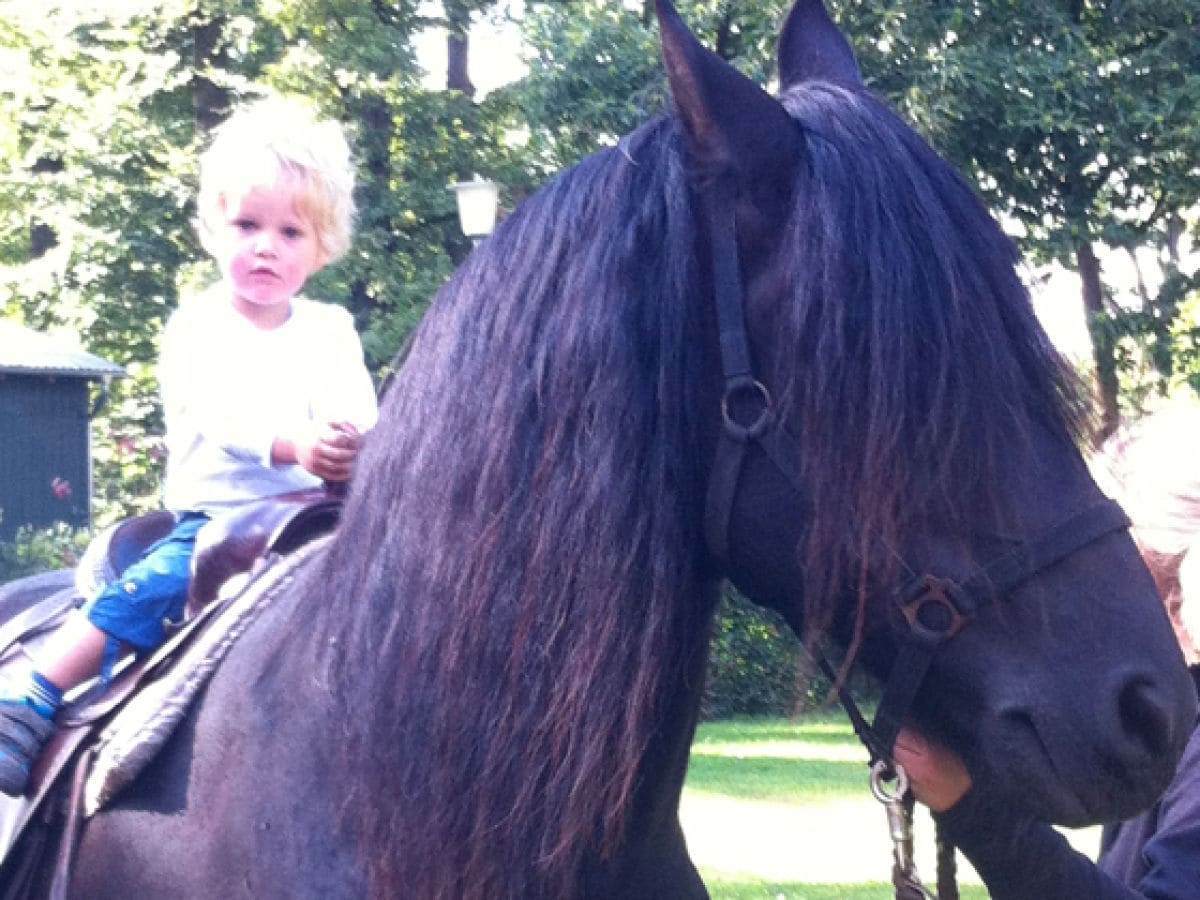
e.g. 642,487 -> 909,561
1118,677 -> 1173,758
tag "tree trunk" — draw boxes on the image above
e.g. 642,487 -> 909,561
790,650 -> 816,718
29,156 -> 63,259
191,15 -> 231,132
715,6 -> 735,59
446,0 -> 475,98
1078,241 -> 1120,444
1167,214 -> 1183,265
348,95 -> 395,323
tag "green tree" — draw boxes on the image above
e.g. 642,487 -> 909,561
7,0 -> 1196,520
0,3 -> 227,522
501,0 -> 790,179
858,0 -> 1200,437
704,588 -> 802,719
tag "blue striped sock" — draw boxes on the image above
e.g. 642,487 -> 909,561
24,671 -> 64,720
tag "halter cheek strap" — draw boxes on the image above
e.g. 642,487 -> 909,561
701,182 -> 806,563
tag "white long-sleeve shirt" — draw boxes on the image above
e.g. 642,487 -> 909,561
159,289 -> 379,513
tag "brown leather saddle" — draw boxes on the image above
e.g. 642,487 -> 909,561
0,488 -> 343,897
102,486 -> 342,620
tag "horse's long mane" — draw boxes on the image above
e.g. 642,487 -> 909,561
296,81 -> 1083,898
304,117 -> 714,898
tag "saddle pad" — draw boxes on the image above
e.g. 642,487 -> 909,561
82,535 -> 331,816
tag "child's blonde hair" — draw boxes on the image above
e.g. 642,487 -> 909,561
196,97 -> 356,263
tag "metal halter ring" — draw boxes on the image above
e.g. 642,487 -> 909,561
900,575 -> 971,646
720,376 -> 773,441
870,758 -> 909,803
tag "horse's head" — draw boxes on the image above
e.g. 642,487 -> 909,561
658,0 -> 1196,825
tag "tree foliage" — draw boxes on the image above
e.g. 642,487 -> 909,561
0,517 -> 89,583
3,0 -> 1197,507
499,0 -> 791,177
703,588 -> 802,719
846,0 -> 1200,433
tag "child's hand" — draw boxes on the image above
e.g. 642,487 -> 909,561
291,422 -> 363,483
893,726 -> 973,813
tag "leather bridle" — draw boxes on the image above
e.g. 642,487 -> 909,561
697,179 -> 1132,771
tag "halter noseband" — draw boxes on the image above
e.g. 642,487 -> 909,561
698,180 -> 1132,768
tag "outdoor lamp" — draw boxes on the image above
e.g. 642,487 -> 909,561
450,177 -> 500,244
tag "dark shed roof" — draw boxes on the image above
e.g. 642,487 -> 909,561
0,321 -> 125,379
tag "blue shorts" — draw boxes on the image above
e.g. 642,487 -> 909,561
84,512 -> 209,651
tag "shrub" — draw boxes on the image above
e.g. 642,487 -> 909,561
0,515 -> 89,583
701,587 -> 883,720
703,588 -> 802,719
90,363 -> 166,528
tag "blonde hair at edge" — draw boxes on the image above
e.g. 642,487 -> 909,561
196,97 -> 356,263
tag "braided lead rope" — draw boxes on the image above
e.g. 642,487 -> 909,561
935,820 -> 960,900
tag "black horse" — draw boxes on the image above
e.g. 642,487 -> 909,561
3,1 -> 1195,897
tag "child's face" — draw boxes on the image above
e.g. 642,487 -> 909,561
213,178 -> 327,325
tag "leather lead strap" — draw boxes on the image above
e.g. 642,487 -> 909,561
871,641 -> 938,764
701,182 -> 809,563
964,499 -> 1129,598
704,433 -> 746,564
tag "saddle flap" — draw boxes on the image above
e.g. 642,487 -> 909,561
185,488 -> 341,618
108,512 -> 176,578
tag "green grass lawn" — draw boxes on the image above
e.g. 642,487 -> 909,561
682,715 -> 1084,899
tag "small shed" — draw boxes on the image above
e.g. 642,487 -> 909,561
0,322 -> 125,541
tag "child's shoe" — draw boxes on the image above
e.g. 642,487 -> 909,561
0,699 -> 57,797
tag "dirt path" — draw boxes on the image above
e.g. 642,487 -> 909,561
680,791 -> 1099,896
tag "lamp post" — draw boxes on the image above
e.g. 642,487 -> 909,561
450,177 -> 500,246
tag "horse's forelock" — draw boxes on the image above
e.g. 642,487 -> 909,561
773,83 -> 1085,629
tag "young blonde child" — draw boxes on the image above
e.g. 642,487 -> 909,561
0,98 -> 378,796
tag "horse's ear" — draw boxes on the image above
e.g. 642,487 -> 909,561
656,0 -> 799,182
778,0 -> 864,91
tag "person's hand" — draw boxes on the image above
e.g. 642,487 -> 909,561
291,421 -> 362,483
893,726 -> 973,813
